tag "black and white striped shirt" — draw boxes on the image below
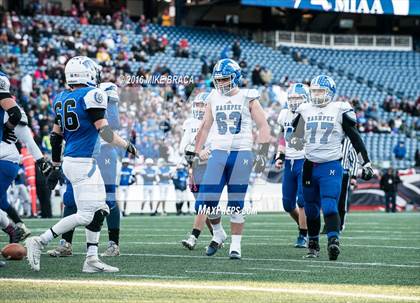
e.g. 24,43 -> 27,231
341,137 -> 358,177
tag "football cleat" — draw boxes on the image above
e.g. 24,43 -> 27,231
327,237 -> 340,261
100,241 -> 120,257
47,239 -> 73,257
16,223 -> 31,241
25,236 -> 44,271
82,256 -> 119,273
304,239 -> 320,259
206,230 -> 227,256
229,250 -> 241,260
3,224 -> 24,243
295,235 -> 308,248
181,235 -> 197,250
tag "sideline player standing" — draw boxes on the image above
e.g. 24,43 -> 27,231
181,92 -> 214,250
25,56 -> 137,272
193,58 -> 271,259
275,83 -> 308,248
289,75 -> 374,260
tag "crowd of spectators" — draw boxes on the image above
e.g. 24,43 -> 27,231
0,6 -> 418,168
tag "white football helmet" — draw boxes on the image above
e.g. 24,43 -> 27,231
65,56 -> 100,87
145,158 -> 154,166
192,92 -> 209,120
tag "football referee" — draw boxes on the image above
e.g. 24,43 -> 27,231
339,137 -> 359,231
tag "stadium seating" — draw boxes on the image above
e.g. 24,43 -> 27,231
4,15 -> 419,169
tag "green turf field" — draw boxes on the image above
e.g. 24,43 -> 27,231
1,213 -> 420,302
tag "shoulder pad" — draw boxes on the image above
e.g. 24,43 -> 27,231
295,102 -> 309,114
277,109 -> 286,125
83,88 -> 108,110
0,74 -> 11,94
244,89 -> 260,101
99,82 -> 119,103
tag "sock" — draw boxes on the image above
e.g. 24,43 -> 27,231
0,212 -> 10,229
86,243 -> 98,257
191,228 -> 201,239
212,223 -> 222,233
5,207 -> 23,224
85,229 -> 100,257
299,228 -> 308,237
324,213 -> 340,240
62,230 -> 74,244
307,216 -> 321,240
108,228 -> 120,245
40,228 -> 57,245
230,235 -> 242,252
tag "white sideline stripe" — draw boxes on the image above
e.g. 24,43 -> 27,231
116,274 -> 188,279
32,241 -> 419,251
1,278 -> 419,302
307,265 -> 365,270
246,267 -> 311,273
69,252 -> 420,269
186,270 -> 254,276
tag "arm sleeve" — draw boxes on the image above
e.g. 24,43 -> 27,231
291,114 -> 304,138
342,113 -> 370,165
14,125 -> 43,160
86,108 -> 106,123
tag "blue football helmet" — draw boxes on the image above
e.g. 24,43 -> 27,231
310,75 -> 336,107
212,58 -> 242,95
192,92 -> 209,120
287,83 -> 309,112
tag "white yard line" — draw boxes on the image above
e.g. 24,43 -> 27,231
307,265 -> 365,270
246,267 -> 311,273
116,274 -> 188,279
185,270 -> 254,276
0,278 -> 419,302
68,252 -> 420,269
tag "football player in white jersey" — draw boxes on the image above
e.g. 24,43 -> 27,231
275,83 -> 309,248
0,71 -> 50,242
289,75 -> 374,260
193,59 -> 271,259
180,92 -> 214,250
25,56 -> 138,272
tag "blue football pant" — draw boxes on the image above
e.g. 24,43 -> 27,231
0,160 -> 19,211
282,159 -> 305,213
303,160 -> 343,239
195,150 -> 254,214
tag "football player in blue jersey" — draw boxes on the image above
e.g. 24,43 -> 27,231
0,71 -> 51,242
46,81 -> 124,257
140,158 -> 158,214
275,83 -> 309,248
192,59 -> 271,259
153,158 -> 171,216
289,75 -> 374,260
181,92 -> 214,250
119,158 -> 136,216
25,56 -> 137,272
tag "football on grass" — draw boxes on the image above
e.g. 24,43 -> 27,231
1,243 -> 27,260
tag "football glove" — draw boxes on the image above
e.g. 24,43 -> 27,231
2,125 -> 17,144
253,143 -> 269,174
274,153 -> 285,168
361,162 -> 374,180
289,137 -> 305,151
184,144 -> 197,165
36,158 -> 53,177
126,141 -> 138,158
47,166 -> 62,190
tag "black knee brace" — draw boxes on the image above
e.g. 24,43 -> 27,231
85,209 -> 108,232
